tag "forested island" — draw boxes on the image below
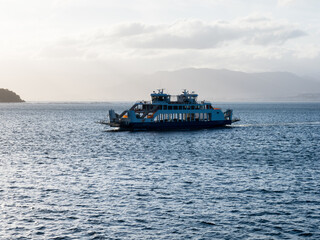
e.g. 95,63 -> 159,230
0,89 -> 24,102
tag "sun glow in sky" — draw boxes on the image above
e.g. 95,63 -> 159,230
1,0 -> 320,100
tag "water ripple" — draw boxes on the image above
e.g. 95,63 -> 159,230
0,102 -> 319,239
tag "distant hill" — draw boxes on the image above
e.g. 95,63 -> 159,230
0,89 -> 24,102
118,68 -> 320,102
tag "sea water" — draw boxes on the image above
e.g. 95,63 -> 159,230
0,102 -> 319,239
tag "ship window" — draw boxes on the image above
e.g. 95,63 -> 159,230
168,106 -> 172,110
164,105 -> 167,110
174,106 -> 178,110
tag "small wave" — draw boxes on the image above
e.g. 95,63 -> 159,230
103,128 -> 127,132
233,121 -> 320,128
200,221 -> 216,226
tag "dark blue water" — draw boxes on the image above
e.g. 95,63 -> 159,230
1,102 -> 320,239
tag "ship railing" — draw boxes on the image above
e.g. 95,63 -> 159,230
119,110 -> 128,118
140,105 -> 160,119
136,100 -> 151,104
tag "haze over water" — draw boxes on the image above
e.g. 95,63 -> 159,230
2,1 -> 320,101
1,102 -> 319,239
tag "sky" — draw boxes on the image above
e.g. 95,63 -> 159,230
0,0 -> 320,101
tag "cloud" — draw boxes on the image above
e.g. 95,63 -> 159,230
40,45 -> 85,59
124,20 -> 242,49
278,0 -> 295,6
110,22 -> 157,37
90,17 -> 307,49
33,16 -> 312,77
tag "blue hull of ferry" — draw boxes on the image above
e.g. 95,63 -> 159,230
120,120 -> 232,131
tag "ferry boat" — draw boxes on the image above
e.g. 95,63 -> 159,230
106,89 -> 239,131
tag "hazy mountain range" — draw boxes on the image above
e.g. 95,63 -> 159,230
2,69 -> 320,102
117,68 -> 320,102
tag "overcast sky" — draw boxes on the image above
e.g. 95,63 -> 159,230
1,0 -> 320,100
